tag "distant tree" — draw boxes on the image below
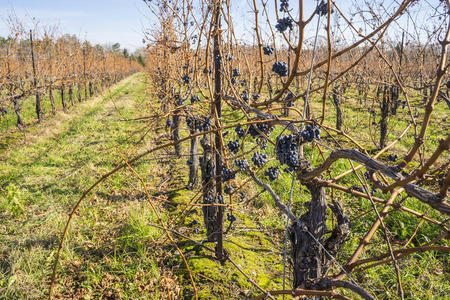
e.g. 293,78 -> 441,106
136,54 -> 145,67
112,43 -> 121,52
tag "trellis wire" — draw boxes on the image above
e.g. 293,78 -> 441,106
282,5 -> 323,297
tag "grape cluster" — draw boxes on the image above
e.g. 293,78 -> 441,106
285,92 -> 295,107
275,17 -> 293,32
300,124 -> 321,142
272,61 -> 288,76
186,116 -> 212,131
216,194 -> 224,204
350,185 -> 375,196
248,124 -> 259,137
263,46 -> 274,55
280,0 -> 289,12
240,80 -> 247,87
222,167 -> 236,181
259,139 -> 268,150
388,153 -> 398,162
235,159 -> 249,172
185,117 -> 197,129
350,185 -> 363,193
175,96 -> 184,106
253,94 -> 260,101
235,126 -> 246,138
224,184 -> 234,194
227,213 -> 236,222
232,68 -> 241,77
265,166 -> 280,182
276,134 -> 300,170
190,94 -> 200,103
182,74 -> 190,84
188,220 -> 198,227
239,191 -> 246,200
316,1 -> 332,16
201,117 -> 212,131
227,140 -> 240,154
204,193 -> 214,204
248,123 -> 272,138
241,90 -> 249,103
231,77 -> 237,85
252,152 -> 268,167
226,53 -> 233,61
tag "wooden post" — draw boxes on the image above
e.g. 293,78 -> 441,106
212,0 -> 224,260
83,46 -> 88,100
30,30 -> 41,121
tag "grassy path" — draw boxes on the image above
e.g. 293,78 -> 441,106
0,73 -> 172,298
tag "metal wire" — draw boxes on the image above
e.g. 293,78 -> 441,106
282,6 -> 322,298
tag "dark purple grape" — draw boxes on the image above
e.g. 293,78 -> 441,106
252,152 -> 268,167
227,140 -> 240,154
275,17 -> 293,32
263,46 -> 274,55
265,166 -> 279,182
235,126 -> 246,138
272,61 -> 288,76
227,213 -> 236,222
235,159 -> 249,172
224,184 -> 234,194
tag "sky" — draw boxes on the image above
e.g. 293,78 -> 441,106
0,0 -> 149,51
0,1 -> 445,52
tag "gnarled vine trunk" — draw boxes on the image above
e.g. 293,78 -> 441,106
187,128 -> 200,189
49,87 -> 56,114
12,97 -> 24,128
290,183 -> 328,289
171,101 -> 181,158
69,84 -> 74,106
379,85 -> 389,149
77,82 -> 82,102
60,84 -> 67,110
200,135 -> 219,242
332,87 -> 342,131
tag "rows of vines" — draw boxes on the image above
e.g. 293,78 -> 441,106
46,0 -> 449,299
0,21 -> 142,130
136,0 -> 450,298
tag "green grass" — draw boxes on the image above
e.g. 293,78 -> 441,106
0,74 -> 448,299
0,73 -> 170,298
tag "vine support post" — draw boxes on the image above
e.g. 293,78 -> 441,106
30,30 -> 41,121
213,0 -> 224,260
83,46 -> 88,100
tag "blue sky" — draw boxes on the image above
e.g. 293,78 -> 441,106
0,0 -> 148,51
0,1 -> 445,52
